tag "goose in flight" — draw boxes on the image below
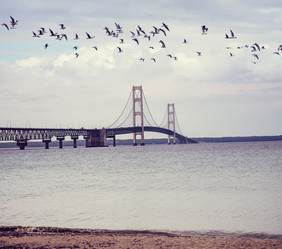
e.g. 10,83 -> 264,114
183,39 -> 187,44
196,51 -> 201,56
252,54 -> 259,60
117,47 -> 123,53
44,43 -> 48,49
151,58 -> 156,62
75,53 -> 79,58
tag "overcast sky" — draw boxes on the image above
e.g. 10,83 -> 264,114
1,0 -> 282,138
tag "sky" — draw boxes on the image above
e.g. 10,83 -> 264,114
0,0 -> 282,138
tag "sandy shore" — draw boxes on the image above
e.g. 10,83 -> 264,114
1,226 -> 282,248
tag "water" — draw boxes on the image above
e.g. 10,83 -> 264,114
0,141 -> 282,234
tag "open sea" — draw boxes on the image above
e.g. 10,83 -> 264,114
0,141 -> 282,235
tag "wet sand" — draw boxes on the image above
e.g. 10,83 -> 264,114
1,226 -> 282,248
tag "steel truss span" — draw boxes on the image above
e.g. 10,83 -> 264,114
0,128 -> 88,141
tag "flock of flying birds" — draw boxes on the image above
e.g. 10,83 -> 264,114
2,15 -> 282,65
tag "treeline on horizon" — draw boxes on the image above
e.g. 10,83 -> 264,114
0,135 -> 282,148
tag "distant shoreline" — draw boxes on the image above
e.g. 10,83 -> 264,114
0,135 -> 281,148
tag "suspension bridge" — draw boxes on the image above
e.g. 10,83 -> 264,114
0,86 -> 196,150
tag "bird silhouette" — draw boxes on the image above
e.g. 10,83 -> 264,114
49,28 -> 57,37
59,24 -> 66,30
201,25 -> 208,34
225,30 -> 237,39
132,38 -> 139,45
86,32 -> 94,39
151,58 -> 156,62
10,16 -> 18,28
183,39 -> 187,44
61,34 -> 68,40
74,33 -> 79,40
32,31 -> 40,38
75,52 -> 79,58
117,47 -> 123,53
44,43 -> 48,49
196,51 -> 201,56
1,23 -> 9,30
162,22 -> 169,32
159,40 -> 166,48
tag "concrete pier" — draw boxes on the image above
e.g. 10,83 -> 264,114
71,136 -> 79,148
57,136 -> 65,148
85,129 -> 107,147
16,140 -> 27,150
43,139 -> 51,149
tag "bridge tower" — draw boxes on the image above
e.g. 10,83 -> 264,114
168,103 -> 176,144
132,85 -> 145,146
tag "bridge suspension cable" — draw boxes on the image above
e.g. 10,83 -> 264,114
142,91 -> 160,127
107,89 -> 133,128
175,110 -> 184,136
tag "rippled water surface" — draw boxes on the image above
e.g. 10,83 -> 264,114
1,141 -> 282,234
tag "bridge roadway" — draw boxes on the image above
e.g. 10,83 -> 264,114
0,126 -> 195,149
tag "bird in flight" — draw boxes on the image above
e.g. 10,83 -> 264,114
49,28 -> 57,37
32,31 -> 40,38
132,38 -> 139,45
117,47 -> 123,53
59,24 -> 66,30
44,43 -> 48,49
86,32 -> 95,39
225,30 -> 237,39
183,39 -> 188,44
201,25 -> 208,34
10,16 -> 18,28
151,58 -> 156,62
74,33 -> 79,40
159,40 -> 166,48
1,23 -> 9,30
162,22 -> 169,32
196,51 -> 201,56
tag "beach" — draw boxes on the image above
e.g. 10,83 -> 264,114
1,226 -> 282,248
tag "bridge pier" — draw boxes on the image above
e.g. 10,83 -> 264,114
57,136 -> 65,148
71,136 -> 79,148
43,139 -> 51,149
85,129 -> 107,147
16,139 -> 27,150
